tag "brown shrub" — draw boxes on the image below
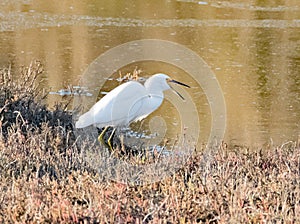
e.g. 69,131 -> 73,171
0,63 -> 299,223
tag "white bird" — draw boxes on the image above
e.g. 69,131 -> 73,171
75,73 -> 190,147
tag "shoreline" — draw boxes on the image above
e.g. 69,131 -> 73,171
0,62 -> 299,223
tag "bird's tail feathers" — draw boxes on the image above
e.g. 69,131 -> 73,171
75,111 -> 94,128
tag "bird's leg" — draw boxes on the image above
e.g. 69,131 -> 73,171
107,128 -> 116,150
98,126 -> 109,143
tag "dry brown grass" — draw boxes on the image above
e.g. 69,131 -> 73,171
0,62 -> 299,223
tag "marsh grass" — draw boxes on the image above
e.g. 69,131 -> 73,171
0,62 -> 299,223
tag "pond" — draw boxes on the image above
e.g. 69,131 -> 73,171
0,0 -> 299,148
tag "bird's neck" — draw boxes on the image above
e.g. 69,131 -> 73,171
148,87 -> 163,94
148,92 -> 164,111
144,81 -> 166,96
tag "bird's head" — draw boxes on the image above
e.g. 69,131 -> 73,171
145,73 -> 190,100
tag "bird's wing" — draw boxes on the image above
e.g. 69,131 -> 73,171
77,81 -> 150,128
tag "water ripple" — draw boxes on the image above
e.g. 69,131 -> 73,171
0,12 -> 299,32
177,0 -> 300,12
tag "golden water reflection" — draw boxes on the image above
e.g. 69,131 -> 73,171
0,0 -> 299,147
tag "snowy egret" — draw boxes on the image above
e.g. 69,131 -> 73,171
75,73 -> 190,147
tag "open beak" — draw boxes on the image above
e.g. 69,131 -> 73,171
168,79 -> 190,100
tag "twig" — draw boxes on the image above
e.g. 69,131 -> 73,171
142,195 -> 169,222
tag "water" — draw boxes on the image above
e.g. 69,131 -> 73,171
0,0 -> 299,147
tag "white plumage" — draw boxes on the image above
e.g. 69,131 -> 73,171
75,73 -> 190,129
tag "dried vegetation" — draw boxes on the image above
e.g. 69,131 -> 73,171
0,62 -> 299,223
